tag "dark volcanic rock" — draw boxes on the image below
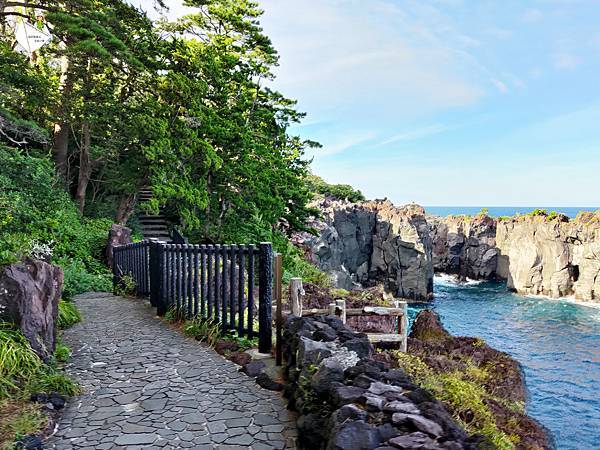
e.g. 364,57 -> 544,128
14,435 -> 43,450
0,259 -> 63,360
329,420 -> 382,450
242,360 -> 266,378
256,372 -> 284,391
409,310 -> 450,342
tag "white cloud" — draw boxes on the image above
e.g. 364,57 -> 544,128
316,133 -> 377,157
491,78 -> 509,93
258,0 -> 487,125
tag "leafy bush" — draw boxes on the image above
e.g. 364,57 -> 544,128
24,367 -> 79,397
57,301 -> 82,329
306,174 -> 365,202
60,259 -> 112,300
53,343 -> 71,364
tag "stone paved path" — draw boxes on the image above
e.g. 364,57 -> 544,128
47,293 -> 297,450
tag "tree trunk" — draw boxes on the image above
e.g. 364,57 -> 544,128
52,54 -> 72,181
115,193 -> 136,224
75,121 -> 91,213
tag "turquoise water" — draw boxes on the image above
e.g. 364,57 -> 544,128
424,206 -> 598,218
408,277 -> 600,450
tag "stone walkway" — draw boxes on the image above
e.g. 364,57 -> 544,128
47,293 -> 297,450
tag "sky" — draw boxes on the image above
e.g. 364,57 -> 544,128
133,0 -> 600,206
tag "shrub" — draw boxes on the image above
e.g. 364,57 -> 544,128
24,367 -> 79,397
54,343 -> 71,363
306,174 -> 365,202
59,258 -> 112,300
183,317 -> 222,347
57,300 -> 82,329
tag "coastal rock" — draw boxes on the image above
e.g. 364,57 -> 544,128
496,214 -> 600,300
430,211 -> 600,302
429,214 -> 498,280
295,198 -> 434,300
0,258 -> 63,360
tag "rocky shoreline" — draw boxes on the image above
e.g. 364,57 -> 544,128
282,310 -> 551,449
295,200 -> 600,303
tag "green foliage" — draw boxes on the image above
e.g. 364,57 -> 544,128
0,323 -> 78,400
183,317 -> 222,347
54,343 -> 71,364
306,174 -> 366,202
222,331 -> 258,351
164,307 -> 187,323
0,400 -> 45,450
25,367 -> 79,397
60,259 -> 112,300
57,301 -> 82,329
391,351 -> 516,449
114,274 -> 136,297
0,324 -> 42,399
526,209 -> 547,217
478,208 -> 489,216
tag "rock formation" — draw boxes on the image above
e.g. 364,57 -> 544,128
296,199 -> 433,300
283,314 -> 481,450
430,212 -> 600,302
0,258 -> 63,360
496,213 -> 600,300
429,214 -> 498,280
105,223 -> 133,269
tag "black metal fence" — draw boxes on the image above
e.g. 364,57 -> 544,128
112,240 -> 273,353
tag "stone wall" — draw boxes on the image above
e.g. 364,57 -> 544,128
295,199 -> 433,300
282,314 -> 479,450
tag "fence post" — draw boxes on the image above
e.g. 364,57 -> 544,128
274,253 -> 283,366
149,241 -> 161,311
112,247 -> 120,295
156,243 -> 168,316
290,278 -> 304,317
258,242 -> 273,354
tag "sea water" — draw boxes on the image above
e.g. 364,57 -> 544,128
408,277 -> 600,450
424,206 -> 598,218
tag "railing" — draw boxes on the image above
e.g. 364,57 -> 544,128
112,240 -> 273,353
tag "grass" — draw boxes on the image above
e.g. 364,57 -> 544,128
0,400 -> 45,450
183,317 -> 223,347
390,351 -> 517,450
57,300 -> 81,329
0,323 -> 79,449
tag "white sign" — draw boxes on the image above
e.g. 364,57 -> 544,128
14,21 -> 52,54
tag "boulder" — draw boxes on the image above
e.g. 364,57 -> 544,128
409,310 -> 450,342
242,360 -> 266,378
106,223 -> 132,269
387,432 -> 441,450
328,420 -> 382,450
0,259 -> 63,360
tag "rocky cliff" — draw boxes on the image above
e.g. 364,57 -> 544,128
430,212 -> 600,302
429,214 -> 498,280
496,213 -> 600,300
295,199 -> 433,300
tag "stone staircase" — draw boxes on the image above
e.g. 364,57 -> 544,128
138,188 -> 171,242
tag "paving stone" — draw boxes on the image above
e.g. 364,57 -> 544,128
44,293 -> 296,449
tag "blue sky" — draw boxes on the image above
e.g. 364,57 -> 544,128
136,0 -> 600,206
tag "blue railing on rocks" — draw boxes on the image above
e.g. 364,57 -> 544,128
112,240 -> 273,353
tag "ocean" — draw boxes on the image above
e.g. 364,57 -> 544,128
409,277 -> 600,450
424,206 -> 598,219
